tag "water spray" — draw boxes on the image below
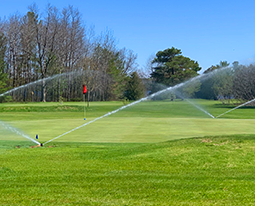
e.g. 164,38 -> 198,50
0,120 -> 40,145
0,72 -> 76,98
43,97 -> 148,145
216,98 -> 255,118
0,67 -> 232,145
172,90 -> 215,118
44,68 -> 231,145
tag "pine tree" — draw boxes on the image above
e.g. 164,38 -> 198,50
125,72 -> 145,100
151,47 -> 201,86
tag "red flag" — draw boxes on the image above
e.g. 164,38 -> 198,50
83,84 -> 87,94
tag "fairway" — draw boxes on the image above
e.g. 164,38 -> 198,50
1,100 -> 255,205
1,136 -> 255,205
1,100 -> 255,144
1,1 -> 255,204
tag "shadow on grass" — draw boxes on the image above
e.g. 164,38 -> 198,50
212,103 -> 255,109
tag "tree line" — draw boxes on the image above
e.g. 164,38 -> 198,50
196,61 -> 255,104
149,47 -> 255,104
1,4 -> 253,104
0,4 -> 145,103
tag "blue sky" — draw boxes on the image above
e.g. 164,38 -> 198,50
1,0 -> 255,72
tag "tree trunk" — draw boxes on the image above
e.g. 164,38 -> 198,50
57,78 -> 60,102
41,78 -> 46,102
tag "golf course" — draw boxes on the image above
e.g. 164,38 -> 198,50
1,99 -> 255,205
1,0 -> 255,205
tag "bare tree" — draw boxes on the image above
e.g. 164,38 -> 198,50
20,11 -> 37,85
0,4 -> 139,103
28,4 -> 60,102
233,64 -> 255,103
58,6 -> 86,101
139,54 -> 154,78
119,48 -> 138,74
5,14 -> 22,88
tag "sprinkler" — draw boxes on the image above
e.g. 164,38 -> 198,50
40,143 -> 43,147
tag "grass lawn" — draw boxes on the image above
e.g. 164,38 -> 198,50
1,99 -> 255,143
1,135 -> 255,205
1,100 -> 255,205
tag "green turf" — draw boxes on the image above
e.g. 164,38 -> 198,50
1,135 -> 255,205
1,100 -> 255,143
1,100 -> 255,205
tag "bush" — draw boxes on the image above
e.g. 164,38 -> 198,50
70,98 -> 83,102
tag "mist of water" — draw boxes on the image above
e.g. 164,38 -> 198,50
0,120 -> 40,145
0,66 -> 232,145
44,68 -> 231,144
216,98 -> 255,118
0,72 -> 76,98
174,91 -> 215,118
184,98 -> 215,118
0,71 -> 78,145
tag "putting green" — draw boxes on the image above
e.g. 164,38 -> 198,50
1,100 -> 255,144
2,117 -> 255,143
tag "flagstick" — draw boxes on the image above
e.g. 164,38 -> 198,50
83,84 -> 87,120
83,94 -> 86,120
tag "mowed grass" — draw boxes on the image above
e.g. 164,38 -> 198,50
1,100 -> 255,205
1,99 -> 255,143
1,135 -> 255,205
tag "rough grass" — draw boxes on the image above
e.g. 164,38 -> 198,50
1,135 -> 255,205
1,100 -> 255,205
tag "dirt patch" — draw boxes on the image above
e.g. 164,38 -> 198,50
30,144 -> 42,148
201,139 -> 229,146
201,139 -> 212,143
213,141 -> 229,146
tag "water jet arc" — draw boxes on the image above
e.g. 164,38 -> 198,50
44,67 -> 230,145
174,91 -> 215,118
0,72 -> 76,98
216,98 -> 255,118
0,66 -> 231,145
0,120 -> 40,145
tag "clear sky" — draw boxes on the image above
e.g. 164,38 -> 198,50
1,0 -> 255,72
